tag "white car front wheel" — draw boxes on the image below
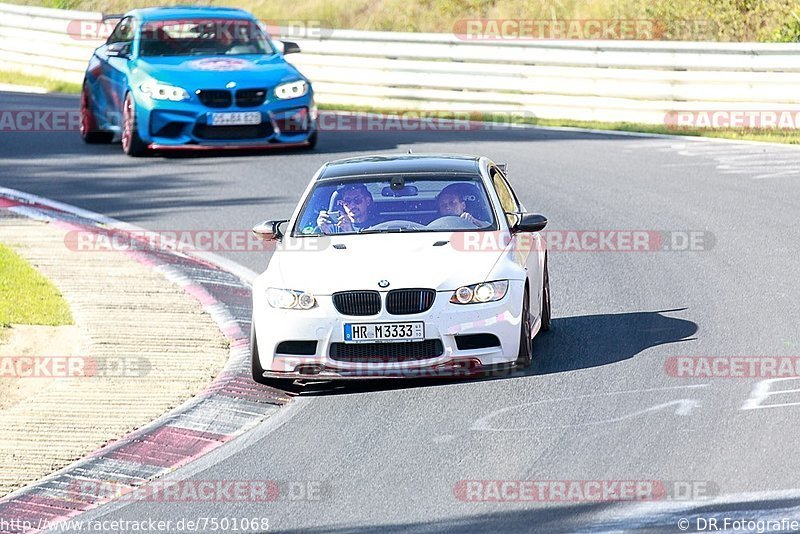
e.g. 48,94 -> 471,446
515,285 -> 533,368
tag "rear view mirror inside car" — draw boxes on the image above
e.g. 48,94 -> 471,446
381,185 -> 418,197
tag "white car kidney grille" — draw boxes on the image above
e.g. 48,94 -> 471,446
386,288 -> 436,315
332,291 -> 382,316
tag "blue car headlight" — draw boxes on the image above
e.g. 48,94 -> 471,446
274,80 -> 308,100
139,81 -> 190,102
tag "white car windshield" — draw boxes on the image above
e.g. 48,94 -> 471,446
293,175 -> 498,236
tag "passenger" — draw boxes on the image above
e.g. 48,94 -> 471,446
436,184 -> 490,227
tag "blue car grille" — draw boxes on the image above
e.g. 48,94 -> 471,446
236,89 -> 267,107
195,89 -> 267,108
197,89 -> 232,108
386,289 -> 436,315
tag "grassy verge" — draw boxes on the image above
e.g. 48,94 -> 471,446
320,103 -> 800,145
529,117 -> 800,145
0,71 -> 81,94
0,244 -> 73,327
1,70 -> 798,144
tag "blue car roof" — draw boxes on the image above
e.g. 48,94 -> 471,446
130,6 -> 255,22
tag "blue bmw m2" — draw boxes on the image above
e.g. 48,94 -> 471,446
80,7 -> 317,156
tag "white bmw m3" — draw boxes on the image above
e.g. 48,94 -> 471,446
250,154 -> 550,385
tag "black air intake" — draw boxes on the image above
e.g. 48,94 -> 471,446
275,340 -> 318,355
329,339 -> 444,363
454,334 -> 501,350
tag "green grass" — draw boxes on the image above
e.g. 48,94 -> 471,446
5,0 -> 800,41
0,244 -> 73,326
531,117 -> 800,144
0,71 -> 81,94
1,70 -> 797,144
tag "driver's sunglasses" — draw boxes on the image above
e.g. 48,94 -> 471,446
342,196 -> 365,205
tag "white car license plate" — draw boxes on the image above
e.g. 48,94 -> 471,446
344,322 -> 424,343
207,112 -> 261,126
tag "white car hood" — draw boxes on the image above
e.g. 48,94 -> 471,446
268,233 -> 505,295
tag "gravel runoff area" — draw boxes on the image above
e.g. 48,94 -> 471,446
0,211 -> 229,496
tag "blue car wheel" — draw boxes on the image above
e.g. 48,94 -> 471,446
80,81 -> 114,144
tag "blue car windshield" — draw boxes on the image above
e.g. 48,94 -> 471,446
293,175 -> 498,236
139,19 -> 275,57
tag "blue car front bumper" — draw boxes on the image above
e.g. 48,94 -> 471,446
134,92 -> 317,149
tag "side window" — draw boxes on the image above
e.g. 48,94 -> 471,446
491,167 -> 520,228
294,184 -> 336,235
107,17 -> 134,45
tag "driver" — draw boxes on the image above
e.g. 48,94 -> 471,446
436,184 -> 490,227
317,183 -> 381,233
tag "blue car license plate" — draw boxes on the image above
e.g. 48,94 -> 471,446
207,112 -> 261,126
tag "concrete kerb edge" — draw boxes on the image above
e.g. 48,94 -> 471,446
0,187 -> 285,533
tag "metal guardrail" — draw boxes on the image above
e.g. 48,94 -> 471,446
1,2 -> 799,124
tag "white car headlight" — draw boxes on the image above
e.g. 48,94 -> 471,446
139,81 -> 190,102
266,288 -> 316,310
450,280 -> 509,305
274,80 -> 308,100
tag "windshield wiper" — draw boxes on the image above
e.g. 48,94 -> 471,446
358,228 -> 407,234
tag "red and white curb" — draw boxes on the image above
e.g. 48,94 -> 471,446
0,188 -> 288,534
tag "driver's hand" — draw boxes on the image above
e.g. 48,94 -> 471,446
317,210 -> 335,234
460,212 -> 480,226
338,216 -> 354,233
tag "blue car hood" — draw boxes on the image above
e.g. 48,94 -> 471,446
132,55 -> 302,90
